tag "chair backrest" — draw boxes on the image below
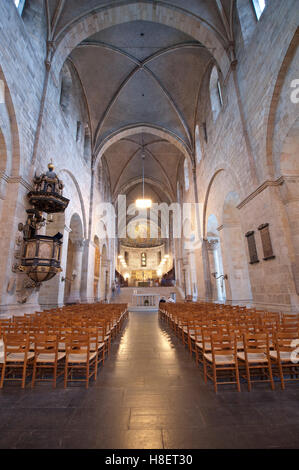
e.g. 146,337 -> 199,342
210,333 -> 236,356
34,335 -> 58,355
65,334 -> 91,358
274,331 -> 299,353
3,333 -> 30,356
243,333 -> 270,355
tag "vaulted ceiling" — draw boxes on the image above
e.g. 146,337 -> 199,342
46,0 -> 236,202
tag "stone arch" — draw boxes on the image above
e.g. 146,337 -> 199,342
221,191 -> 252,304
64,212 -> 84,304
202,163 -> 244,238
58,168 -> 88,239
115,177 -> 174,205
52,2 -> 231,82
209,65 -> 223,122
202,169 -> 225,238
94,124 -> 192,169
0,122 -> 8,174
0,67 -> 22,312
0,66 -> 20,176
265,28 -> 299,178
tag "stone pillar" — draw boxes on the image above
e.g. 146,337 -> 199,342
207,238 -> 223,301
280,177 -> 299,295
202,239 -> 213,300
68,239 -> 84,303
80,239 -> 95,304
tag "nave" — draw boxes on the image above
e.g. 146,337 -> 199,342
0,311 -> 299,449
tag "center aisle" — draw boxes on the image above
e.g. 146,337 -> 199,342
92,310 -> 210,449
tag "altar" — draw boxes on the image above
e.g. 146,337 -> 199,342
130,292 -> 161,312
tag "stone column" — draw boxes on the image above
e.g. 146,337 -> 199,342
80,239 -> 95,304
280,177 -> 299,295
207,238 -> 222,301
68,239 -> 84,303
202,239 -> 213,300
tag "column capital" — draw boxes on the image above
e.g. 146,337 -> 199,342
206,238 -> 219,252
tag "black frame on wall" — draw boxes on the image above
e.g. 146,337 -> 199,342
258,223 -> 275,261
245,231 -> 259,265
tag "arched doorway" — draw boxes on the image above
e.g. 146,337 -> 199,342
94,236 -> 100,301
64,214 -> 84,304
220,192 -> 252,304
206,214 -> 226,302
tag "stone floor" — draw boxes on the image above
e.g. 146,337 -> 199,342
0,312 -> 299,449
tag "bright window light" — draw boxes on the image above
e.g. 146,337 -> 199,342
252,0 -> 266,20
14,0 -> 25,14
135,199 -> 152,209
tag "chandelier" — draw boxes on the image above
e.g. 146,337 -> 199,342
135,136 -> 152,210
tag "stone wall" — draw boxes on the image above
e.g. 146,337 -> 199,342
0,0 -> 298,314
178,0 -> 299,311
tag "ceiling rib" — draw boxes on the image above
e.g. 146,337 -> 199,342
111,140 -> 175,197
94,122 -> 193,167
50,0 -> 66,40
115,176 -> 174,203
76,41 -> 208,147
52,0 -> 231,48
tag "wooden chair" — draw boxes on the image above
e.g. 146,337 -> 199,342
0,334 -> 34,389
32,335 -> 65,388
204,333 -> 240,393
64,334 -> 97,389
237,333 -> 275,391
270,331 -> 299,390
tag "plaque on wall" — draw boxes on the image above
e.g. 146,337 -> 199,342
245,231 -> 259,265
258,223 -> 275,261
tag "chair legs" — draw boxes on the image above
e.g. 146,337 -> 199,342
1,361 -> 31,389
0,363 -> 6,389
243,362 -> 275,392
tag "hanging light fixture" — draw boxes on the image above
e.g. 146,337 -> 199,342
135,135 -> 152,209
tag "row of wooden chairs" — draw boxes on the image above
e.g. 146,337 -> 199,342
0,303 -> 128,389
160,303 -> 299,392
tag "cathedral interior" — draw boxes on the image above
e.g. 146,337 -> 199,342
0,0 -> 299,451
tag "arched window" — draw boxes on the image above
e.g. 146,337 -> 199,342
141,252 -> 147,267
252,0 -> 266,20
59,63 -> 73,113
83,124 -> 91,162
209,66 -> 223,122
14,0 -> 25,15
177,181 -> 181,203
184,159 -> 190,191
195,125 -> 202,164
